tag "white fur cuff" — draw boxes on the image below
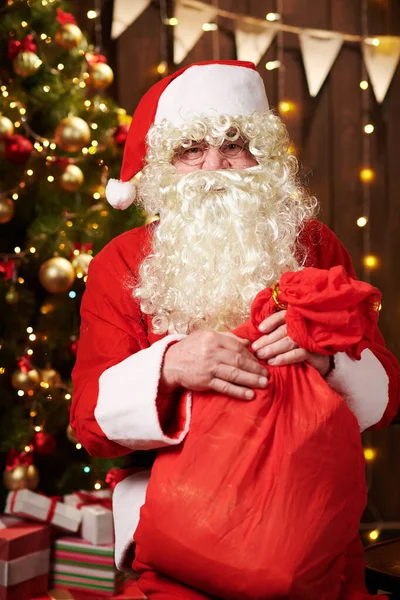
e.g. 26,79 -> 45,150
326,349 -> 389,432
94,334 -> 190,449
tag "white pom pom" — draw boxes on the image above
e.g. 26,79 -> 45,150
105,179 -> 137,209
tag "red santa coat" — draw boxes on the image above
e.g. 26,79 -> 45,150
71,219 -> 400,571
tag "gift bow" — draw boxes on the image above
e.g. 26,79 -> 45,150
56,8 -> 77,25
17,355 -> 34,373
5,447 -> 34,471
0,259 -> 15,281
8,34 -> 37,61
75,491 -> 112,510
85,52 -> 107,66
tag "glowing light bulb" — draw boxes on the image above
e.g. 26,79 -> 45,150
18,390 -> 24,397
65,393 -> 71,400
363,254 -> 379,269
364,124 -> 374,134
76,443 -> 82,449
29,333 -> 36,341
360,80 -> 369,90
94,482 -> 102,490
357,216 -> 368,227
26,326 -> 33,333
87,9 -> 98,18
14,246 -> 21,253
369,530 -> 380,540
364,448 -> 377,461
202,22 -> 218,31
360,168 -> 375,183
265,60 -> 281,70
266,12 -> 280,21
157,62 -> 167,75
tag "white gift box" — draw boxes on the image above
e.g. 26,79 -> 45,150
5,489 -> 81,532
63,490 -> 114,545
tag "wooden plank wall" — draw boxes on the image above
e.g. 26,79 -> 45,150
77,0 -> 400,523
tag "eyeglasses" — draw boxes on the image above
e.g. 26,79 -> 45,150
174,138 -> 249,165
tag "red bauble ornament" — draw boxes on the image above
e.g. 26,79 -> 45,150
33,431 -> 56,455
114,124 -> 129,146
4,134 -> 33,164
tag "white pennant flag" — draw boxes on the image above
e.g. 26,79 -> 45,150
174,1 -> 217,65
363,36 -> 400,103
235,25 -> 276,66
299,30 -> 343,97
112,0 -> 151,40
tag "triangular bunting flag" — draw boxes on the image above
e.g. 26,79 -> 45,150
111,0 -> 151,40
299,29 -> 343,97
174,1 -> 217,65
363,36 -> 400,103
235,25 -> 276,66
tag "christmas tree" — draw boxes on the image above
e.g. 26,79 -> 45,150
0,0 -> 145,507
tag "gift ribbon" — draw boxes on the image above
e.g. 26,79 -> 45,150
8,34 -> 37,61
10,490 -> 60,523
56,8 -> 77,25
75,491 -> 112,510
0,260 -> 15,281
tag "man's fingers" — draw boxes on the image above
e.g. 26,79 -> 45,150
255,336 -> 298,360
268,348 -> 308,366
220,332 -> 250,346
251,324 -> 287,352
210,377 -> 256,401
215,349 -> 268,378
258,310 -> 287,334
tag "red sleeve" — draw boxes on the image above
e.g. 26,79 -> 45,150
300,220 -> 400,429
70,236 -> 190,458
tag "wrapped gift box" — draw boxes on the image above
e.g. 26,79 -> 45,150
5,490 -> 81,533
52,536 -> 128,597
0,516 -> 50,600
31,578 -> 146,599
63,491 -> 113,545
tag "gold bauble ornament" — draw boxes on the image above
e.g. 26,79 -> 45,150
0,115 -> 14,139
3,464 -> 39,490
26,464 -> 40,490
66,424 -> 77,444
40,363 -> 62,387
0,198 -> 15,224
88,63 -> 114,90
59,164 -> 84,192
13,52 -> 42,77
5,285 -> 19,305
55,23 -> 83,49
11,367 -> 40,392
72,252 -> 92,276
54,117 -> 91,153
39,257 -> 76,294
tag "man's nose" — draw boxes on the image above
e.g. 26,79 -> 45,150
201,147 -> 230,170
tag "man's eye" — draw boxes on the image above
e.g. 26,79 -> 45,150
181,146 -> 202,156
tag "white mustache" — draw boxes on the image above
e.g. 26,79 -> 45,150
174,165 -> 264,197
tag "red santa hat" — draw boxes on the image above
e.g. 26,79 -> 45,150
106,60 -> 269,209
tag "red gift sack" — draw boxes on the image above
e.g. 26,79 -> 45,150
133,266 -> 381,600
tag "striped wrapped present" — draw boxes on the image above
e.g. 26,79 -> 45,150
52,536 -> 129,596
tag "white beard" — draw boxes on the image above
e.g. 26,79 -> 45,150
134,165 -> 314,335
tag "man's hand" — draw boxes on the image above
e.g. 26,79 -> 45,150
251,311 -> 331,377
159,330 -> 268,401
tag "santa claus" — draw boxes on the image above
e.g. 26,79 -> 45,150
71,61 -> 400,597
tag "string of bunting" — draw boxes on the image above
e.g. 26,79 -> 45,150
111,0 -> 400,103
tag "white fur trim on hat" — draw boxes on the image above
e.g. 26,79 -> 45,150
155,64 -> 269,127
105,178 -> 137,210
